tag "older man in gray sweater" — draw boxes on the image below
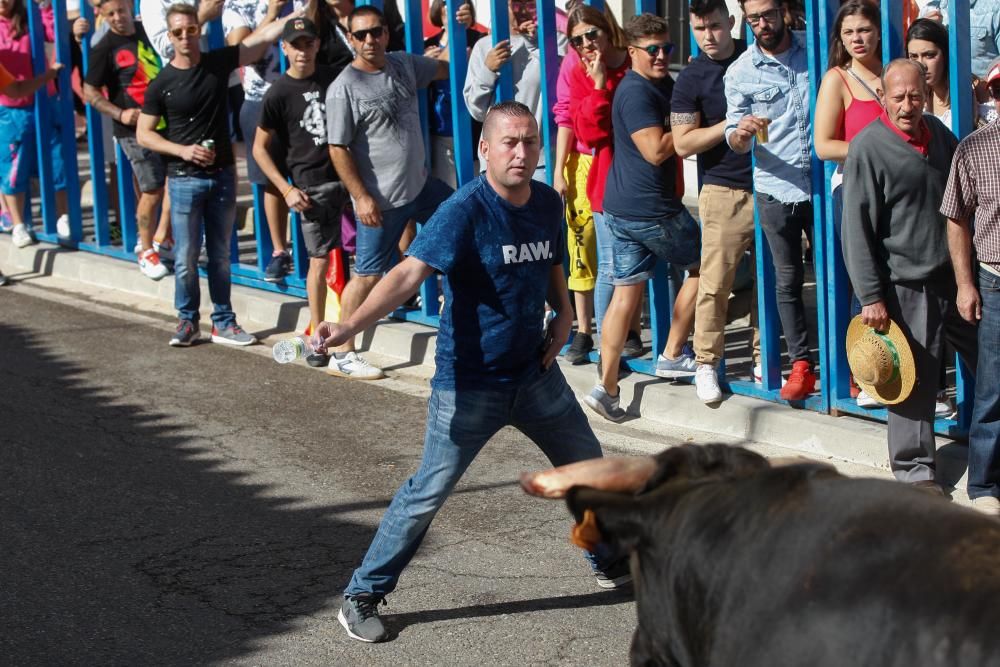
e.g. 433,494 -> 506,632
842,59 -> 978,493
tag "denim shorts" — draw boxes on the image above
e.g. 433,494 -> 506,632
117,135 -> 166,193
300,181 -> 349,258
354,176 -> 453,276
604,208 -> 701,284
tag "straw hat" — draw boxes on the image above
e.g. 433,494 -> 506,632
845,315 -> 916,405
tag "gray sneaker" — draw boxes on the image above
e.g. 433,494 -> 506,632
169,320 -> 200,347
655,350 -> 697,378
211,324 -> 257,346
338,594 -> 388,643
584,384 -> 626,422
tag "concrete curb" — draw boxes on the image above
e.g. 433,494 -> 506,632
1,234 -> 971,494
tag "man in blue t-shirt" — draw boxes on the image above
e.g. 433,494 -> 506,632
313,101 -> 630,644
586,13 -> 702,423
671,0 -> 755,404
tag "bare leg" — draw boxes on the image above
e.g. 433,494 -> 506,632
662,271 -> 700,359
575,289 -> 595,335
307,256 -> 330,333
136,189 -> 164,252
599,282 -> 645,396
55,190 -> 68,218
2,192 -> 25,228
263,185 -> 287,251
334,273 -> 380,353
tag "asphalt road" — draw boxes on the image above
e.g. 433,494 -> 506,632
1,286 -> 642,666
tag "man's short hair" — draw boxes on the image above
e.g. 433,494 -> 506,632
165,2 -> 197,23
689,0 -> 729,18
624,13 -> 669,43
348,5 -> 384,32
738,0 -> 784,8
881,58 -> 927,94
483,101 -> 536,139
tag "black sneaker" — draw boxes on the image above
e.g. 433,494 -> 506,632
564,331 -> 594,365
264,251 -> 292,283
338,594 -> 388,642
622,330 -> 644,357
594,558 -> 632,589
306,352 -> 329,368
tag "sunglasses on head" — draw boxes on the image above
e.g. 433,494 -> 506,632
170,24 -> 199,39
569,28 -> 601,48
635,42 -> 674,58
351,26 -> 384,41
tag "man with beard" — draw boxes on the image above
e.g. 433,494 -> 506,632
724,0 -> 815,400
314,102 -> 629,644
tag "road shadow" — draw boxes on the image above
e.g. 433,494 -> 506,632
0,322 -> 373,665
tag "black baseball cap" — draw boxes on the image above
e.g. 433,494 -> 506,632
282,17 -> 318,43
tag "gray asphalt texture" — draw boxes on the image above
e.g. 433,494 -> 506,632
1,286 -> 638,666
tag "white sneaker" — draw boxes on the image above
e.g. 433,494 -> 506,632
856,390 -> 881,408
56,214 -> 71,238
695,364 -> 723,403
327,351 -> 385,380
970,496 -> 1000,516
753,364 -> 787,387
138,248 -> 169,280
935,392 -> 955,419
11,224 -> 34,248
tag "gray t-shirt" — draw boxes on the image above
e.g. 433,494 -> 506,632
326,52 -> 439,210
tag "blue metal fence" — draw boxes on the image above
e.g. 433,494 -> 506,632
21,0 -> 976,436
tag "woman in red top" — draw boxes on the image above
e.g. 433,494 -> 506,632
566,4 -> 641,350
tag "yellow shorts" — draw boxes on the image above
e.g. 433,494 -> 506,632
565,152 -> 597,292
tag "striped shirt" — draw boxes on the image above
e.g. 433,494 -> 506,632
940,119 -> 1000,265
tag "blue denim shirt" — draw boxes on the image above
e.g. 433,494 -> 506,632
925,0 -> 1000,77
724,31 -> 812,203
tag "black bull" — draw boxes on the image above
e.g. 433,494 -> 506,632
565,444 -> 1000,667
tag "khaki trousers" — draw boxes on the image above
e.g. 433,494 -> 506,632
694,184 -> 760,366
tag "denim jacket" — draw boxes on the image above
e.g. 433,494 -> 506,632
724,31 -> 812,203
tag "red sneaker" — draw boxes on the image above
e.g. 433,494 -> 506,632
780,360 -> 817,401
849,375 -> 861,399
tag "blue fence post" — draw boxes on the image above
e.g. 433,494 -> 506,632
445,0 -> 475,186
115,143 -> 138,251
80,0 -> 111,246
948,0 -> 974,433
536,0 -> 559,184
51,0 -> 83,243
489,0 -> 515,102
26,0 -> 57,233
880,0 -> 903,62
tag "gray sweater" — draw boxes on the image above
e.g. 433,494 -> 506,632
841,115 -> 959,305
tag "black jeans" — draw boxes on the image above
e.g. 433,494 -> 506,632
755,193 -> 813,364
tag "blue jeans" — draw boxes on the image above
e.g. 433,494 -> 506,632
355,177 -> 453,276
969,265 -> 1000,499
593,211 -> 615,335
344,364 -> 609,597
169,167 -> 237,327
605,209 -> 701,285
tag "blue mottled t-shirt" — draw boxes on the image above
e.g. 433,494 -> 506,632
406,175 -> 565,390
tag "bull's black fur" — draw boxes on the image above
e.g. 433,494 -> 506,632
566,444 -> 1000,667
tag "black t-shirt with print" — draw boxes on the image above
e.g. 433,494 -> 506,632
258,67 -> 339,188
142,46 -> 239,175
84,23 -> 161,138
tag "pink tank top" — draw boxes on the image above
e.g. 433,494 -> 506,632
834,68 -> 883,142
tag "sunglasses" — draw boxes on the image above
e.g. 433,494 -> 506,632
351,26 -> 384,41
170,24 -> 199,39
745,8 -> 782,26
634,42 -> 674,58
569,28 -> 601,48
510,2 -> 537,14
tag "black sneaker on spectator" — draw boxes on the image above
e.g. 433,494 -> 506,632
264,251 -> 292,283
338,594 -> 388,643
211,324 -> 257,346
622,330 -> 643,357
169,320 -> 200,347
306,352 -> 330,368
565,331 -> 594,365
594,557 -> 632,589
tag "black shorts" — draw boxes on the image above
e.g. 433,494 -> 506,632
300,181 -> 349,258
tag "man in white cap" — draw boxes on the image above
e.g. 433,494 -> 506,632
941,56 -> 1000,515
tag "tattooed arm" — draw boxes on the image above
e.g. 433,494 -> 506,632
670,111 -> 727,158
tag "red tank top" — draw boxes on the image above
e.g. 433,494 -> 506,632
834,68 -> 883,142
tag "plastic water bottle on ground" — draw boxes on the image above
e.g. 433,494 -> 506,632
273,335 -> 313,364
